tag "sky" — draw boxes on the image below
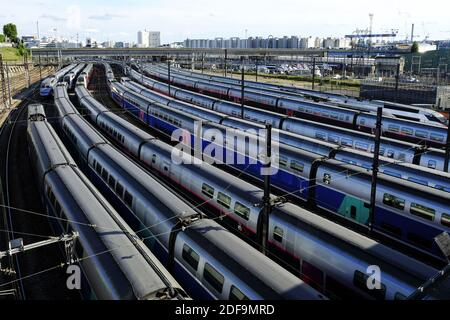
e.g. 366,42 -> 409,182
0,0 -> 449,44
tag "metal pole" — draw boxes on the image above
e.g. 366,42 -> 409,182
369,107 -> 383,233
38,52 -> 42,80
395,63 -> 400,91
255,57 -> 258,82
0,54 -> 6,110
241,56 -> 245,119
201,53 -> 204,74
224,49 -> 228,77
5,62 -> 11,107
260,124 -> 272,255
444,113 -> 450,173
312,57 -> 316,90
168,59 -> 171,96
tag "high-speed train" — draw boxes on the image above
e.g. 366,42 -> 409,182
120,74 -> 450,191
75,79 -> 450,300
125,67 -> 449,172
76,64 -> 94,88
27,105 -> 189,300
53,82 -> 325,300
107,77 -> 450,263
143,64 -> 448,148
40,64 -> 77,97
151,64 -> 449,127
63,63 -> 86,90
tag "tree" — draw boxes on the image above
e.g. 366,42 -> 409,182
0,34 -> 5,42
3,23 -> 18,43
411,42 -> 419,54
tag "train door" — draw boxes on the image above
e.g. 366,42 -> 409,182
337,196 -> 371,225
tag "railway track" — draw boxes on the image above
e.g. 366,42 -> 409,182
1,66 -> 54,111
0,88 -> 81,300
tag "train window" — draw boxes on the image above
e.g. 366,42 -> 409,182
359,118 -> 366,126
440,214 -> 450,228
101,168 -> 108,181
229,286 -> 249,300
273,226 -> 284,243
328,135 -> 340,144
124,191 -> 133,207
415,130 -> 428,139
388,125 -> 399,133
323,173 -> 331,185
152,154 -> 157,164
427,160 -> 437,169
382,193 -> 405,211
96,162 -> 102,175
108,175 -> 116,189
290,161 -> 304,173
410,203 -> 435,222
203,263 -> 224,294
430,133 -> 444,142
201,183 -> 214,199
278,155 -> 288,167
386,150 -> 395,159
401,127 -> 413,135
217,192 -> 231,209
182,244 -> 199,271
398,153 -> 406,162
315,132 -> 326,141
341,138 -> 353,147
353,270 -> 386,300
116,182 -> 124,197
234,202 -> 250,221
355,142 -> 369,151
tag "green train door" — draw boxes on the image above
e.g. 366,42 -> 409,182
337,195 -> 371,225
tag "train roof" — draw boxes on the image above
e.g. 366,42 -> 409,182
273,202 -> 438,285
184,219 -> 324,300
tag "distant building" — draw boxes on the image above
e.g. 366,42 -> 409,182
299,37 -> 315,49
137,30 -> 160,47
137,30 -> 149,47
102,40 -> 115,48
148,31 -> 160,47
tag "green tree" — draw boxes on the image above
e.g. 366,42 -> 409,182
411,42 -> 419,54
0,34 -> 5,42
3,23 -> 18,43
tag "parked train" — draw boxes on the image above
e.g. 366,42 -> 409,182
107,77 -> 450,263
76,64 -> 94,88
120,74 -> 450,192
40,64 -> 77,97
153,64 -> 449,127
126,67 -> 449,172
75,78 -> 450,300
63,63 -> 86,90
143,64 -> 448,148
27,104 -> 189,300
53,81 -> 324,300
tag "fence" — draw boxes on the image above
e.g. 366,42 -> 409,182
0,55 -> 55,112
